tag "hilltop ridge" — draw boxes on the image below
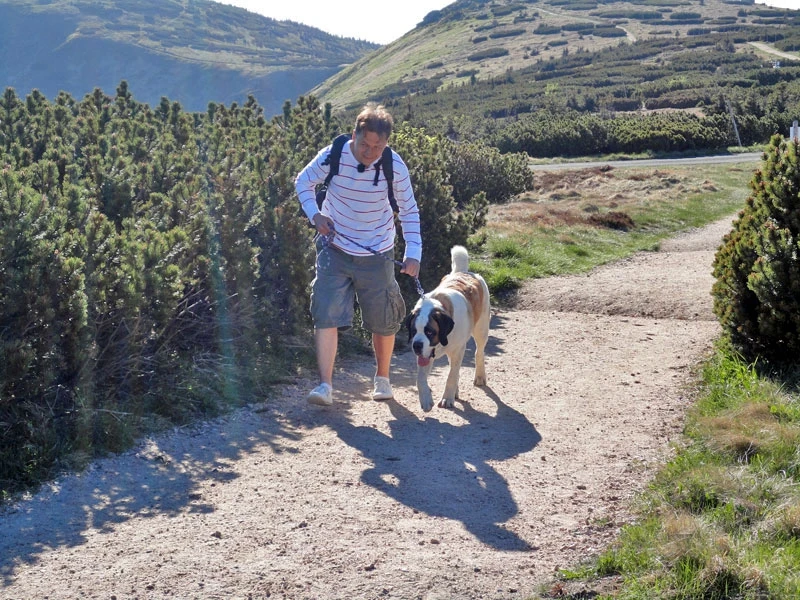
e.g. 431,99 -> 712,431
0,0 -> 378,114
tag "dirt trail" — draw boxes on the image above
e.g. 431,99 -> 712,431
0,217 -> 734,600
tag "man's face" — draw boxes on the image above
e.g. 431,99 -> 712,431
352,130 -> 388,167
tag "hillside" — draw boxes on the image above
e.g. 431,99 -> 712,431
313,0 -> 800,126
0,0 -> 378,114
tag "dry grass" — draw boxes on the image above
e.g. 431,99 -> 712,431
468,160 -> 754,299
486,165 -> 722,235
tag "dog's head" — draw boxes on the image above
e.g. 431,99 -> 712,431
404,298 -> 454,367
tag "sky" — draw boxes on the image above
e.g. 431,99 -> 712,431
217,0 -> 799,45
216,0 -> 455,45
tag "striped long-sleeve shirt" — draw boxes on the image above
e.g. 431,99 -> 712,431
295,139 -> 422,262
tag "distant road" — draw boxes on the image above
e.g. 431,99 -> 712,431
530,152 -> 763,171
748,41 -> 800,62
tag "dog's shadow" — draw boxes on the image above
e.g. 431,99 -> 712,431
324,383 -> 541,551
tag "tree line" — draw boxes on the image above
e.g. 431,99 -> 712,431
491,108 -> 787,157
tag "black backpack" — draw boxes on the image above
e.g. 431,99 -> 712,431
315,133 -> 398,213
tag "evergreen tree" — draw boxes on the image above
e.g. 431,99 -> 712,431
251,96 -> 339,336
712,135 -> 800,364
0,166 -> 87,485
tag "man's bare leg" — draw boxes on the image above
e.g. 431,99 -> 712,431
315,327 -> 338,385
373,333 -> 394,379
371,333 -> 396,401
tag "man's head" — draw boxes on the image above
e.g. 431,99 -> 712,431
352,103 -> 393,167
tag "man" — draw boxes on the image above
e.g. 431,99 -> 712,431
295,103 -> 422,406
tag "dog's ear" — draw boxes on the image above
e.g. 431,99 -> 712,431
404,312 -> 417,343
433,310 -> 455,346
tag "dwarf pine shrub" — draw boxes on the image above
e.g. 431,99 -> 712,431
3,85 -> 519,495
712,134 -> 800,365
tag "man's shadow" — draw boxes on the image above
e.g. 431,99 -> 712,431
324,382 -> 541,551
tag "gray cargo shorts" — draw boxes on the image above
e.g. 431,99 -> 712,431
310,238 -> 405,335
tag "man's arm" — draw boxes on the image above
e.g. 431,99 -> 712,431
392,154 -> 422,267
294,146 -> 330,224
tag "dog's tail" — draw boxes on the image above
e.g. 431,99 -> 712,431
451,245 -> 470,273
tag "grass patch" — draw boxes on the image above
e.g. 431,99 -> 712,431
534,341 -> 800,599
470,162 -> 753,301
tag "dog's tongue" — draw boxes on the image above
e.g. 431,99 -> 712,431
417,356 -> 431,367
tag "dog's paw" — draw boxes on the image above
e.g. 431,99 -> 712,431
420,390 -> 434,413
438,397 -> 455,409
473,374 -> 486,386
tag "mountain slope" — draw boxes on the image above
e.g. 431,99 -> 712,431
0,0 -> 378,114
313,0 -> 799,111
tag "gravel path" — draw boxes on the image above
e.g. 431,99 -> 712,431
0,217 -> 734,600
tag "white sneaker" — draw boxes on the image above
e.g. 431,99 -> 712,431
307,383 -> 333,406
372,376 -> 393,401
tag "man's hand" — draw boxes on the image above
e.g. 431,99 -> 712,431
400,258 -> 420,278
312,213 -> 335,236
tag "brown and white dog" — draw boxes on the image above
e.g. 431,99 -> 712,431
404,246 -> 490,412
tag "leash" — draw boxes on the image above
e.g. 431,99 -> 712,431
320,228 -> 426,298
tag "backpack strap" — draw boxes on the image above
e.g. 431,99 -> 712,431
316,133 -> 349,209
378,145 -> 398,214
370,146 -> 397,214
321,133 -> 350,187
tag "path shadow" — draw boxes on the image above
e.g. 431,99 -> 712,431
321,382 -> 541,551
0,404 -> 300,586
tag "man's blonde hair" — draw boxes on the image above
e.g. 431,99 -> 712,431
354,102 -> 393,140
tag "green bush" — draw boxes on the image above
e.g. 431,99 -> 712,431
670,12 -> 702,21
390,125 -> 472,299
712,135 -> 800,365
489,28 -> 525,39
443,139 -> 534,209
0,81 -> 537,494
493,110 -> 734,158
467,47 -> 510,61
592,26 -> 627,38
561,22 -> 595,32
0,86 -> 337,494
491,3 -> 527,17
533,24 -> 560,35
